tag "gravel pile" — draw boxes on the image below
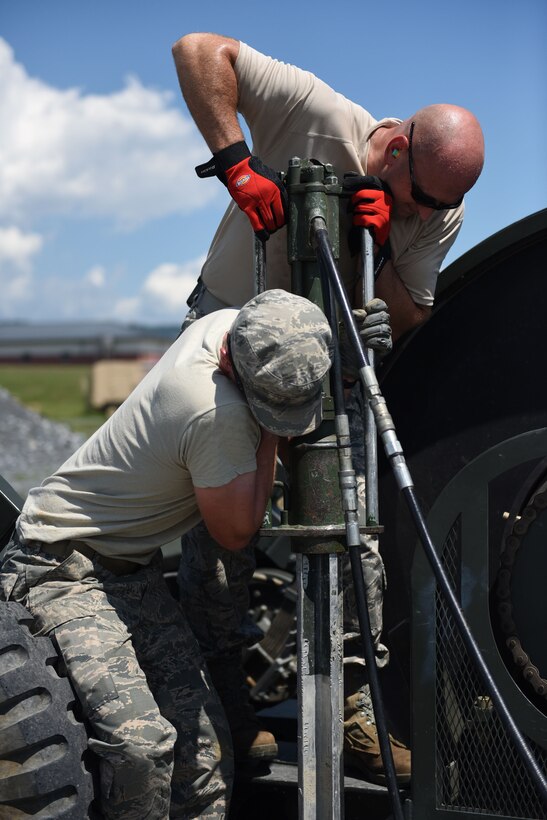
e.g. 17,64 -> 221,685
0,387 -> 85,500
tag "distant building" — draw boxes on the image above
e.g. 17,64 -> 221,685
0,321 -> 178,363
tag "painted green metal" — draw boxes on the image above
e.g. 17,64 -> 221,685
286,157 -> 345,820
289,431 -> 345,556
285,158 -> 345,556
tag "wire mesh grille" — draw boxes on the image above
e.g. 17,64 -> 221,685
434,515 -> 547,817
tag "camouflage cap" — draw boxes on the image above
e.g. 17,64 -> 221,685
229,289 -> 332,437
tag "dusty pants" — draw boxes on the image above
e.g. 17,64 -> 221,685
0,535 -> 233,819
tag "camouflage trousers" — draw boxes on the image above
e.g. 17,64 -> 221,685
178,307 -> 389,671
0,534 -> 233,819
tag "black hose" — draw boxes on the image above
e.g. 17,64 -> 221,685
318,258 -> 405,819
319,263 -> 345,412
312,218 -> 547,806
347,549 -> 405,820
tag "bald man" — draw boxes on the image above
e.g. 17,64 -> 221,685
171,32 -> 485,786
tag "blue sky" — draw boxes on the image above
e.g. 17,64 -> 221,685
1,0 -> 545,325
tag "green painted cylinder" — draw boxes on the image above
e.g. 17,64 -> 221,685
286,158 -> 345,555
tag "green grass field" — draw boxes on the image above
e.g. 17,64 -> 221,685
0,364 -> 105,438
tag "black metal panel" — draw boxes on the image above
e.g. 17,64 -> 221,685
0,474 -> 22,548
377,209 -> 547,670
411,430 -> 547,819
375,210 -> 547,817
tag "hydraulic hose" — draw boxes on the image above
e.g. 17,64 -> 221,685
319,245 -> 405,819
311,217 -> 547,806
361,228 -> 380,527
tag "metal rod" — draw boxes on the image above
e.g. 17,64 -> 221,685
311,216 -> 547,806
296,552 -> 344,820
254,236 -> 267,294
361,229 -> 379,526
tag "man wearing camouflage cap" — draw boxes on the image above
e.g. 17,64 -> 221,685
0,289 -> 332,819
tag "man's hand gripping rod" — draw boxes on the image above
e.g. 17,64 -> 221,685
311,216 -> 547,806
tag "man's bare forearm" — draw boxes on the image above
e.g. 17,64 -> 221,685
252,429 -> 279,526
375,259 -> 431,340
194,429 -> 279,551
172,32 -> 243,153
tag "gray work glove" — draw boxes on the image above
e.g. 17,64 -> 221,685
339,298 -> 392,379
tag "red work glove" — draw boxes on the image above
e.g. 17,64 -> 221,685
343,175 -> 393,247
196,141 -> 288,241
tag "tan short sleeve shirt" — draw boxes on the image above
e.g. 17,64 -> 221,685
200,42 -> 463,308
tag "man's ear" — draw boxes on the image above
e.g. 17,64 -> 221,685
385,134 -> 407,165
218,332 -> 231,373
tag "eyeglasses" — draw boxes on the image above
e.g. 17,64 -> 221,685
407,121 -> 463,211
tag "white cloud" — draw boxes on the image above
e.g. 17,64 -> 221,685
113,256 -> 206,322
0,251 -> 205,323
0,226 -> 43,271
0,38 -> 218,229
0,225 -> 43,313
142,260 -> 203,309
85,265 -> 106,287
3,271 -> 32,304
0,42 -> 217,324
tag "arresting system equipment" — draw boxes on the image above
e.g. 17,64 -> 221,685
258,158 -> 547,819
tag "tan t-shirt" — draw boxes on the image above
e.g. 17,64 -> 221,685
201,42 -> 463,308
17,310 -> 260,563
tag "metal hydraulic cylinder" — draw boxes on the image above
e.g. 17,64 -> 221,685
286,158 -> 345,820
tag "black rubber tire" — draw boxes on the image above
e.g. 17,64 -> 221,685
0,602 -> 96,819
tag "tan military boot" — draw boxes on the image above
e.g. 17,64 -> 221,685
207,656 -> 278,763
344,686 -> 411,785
